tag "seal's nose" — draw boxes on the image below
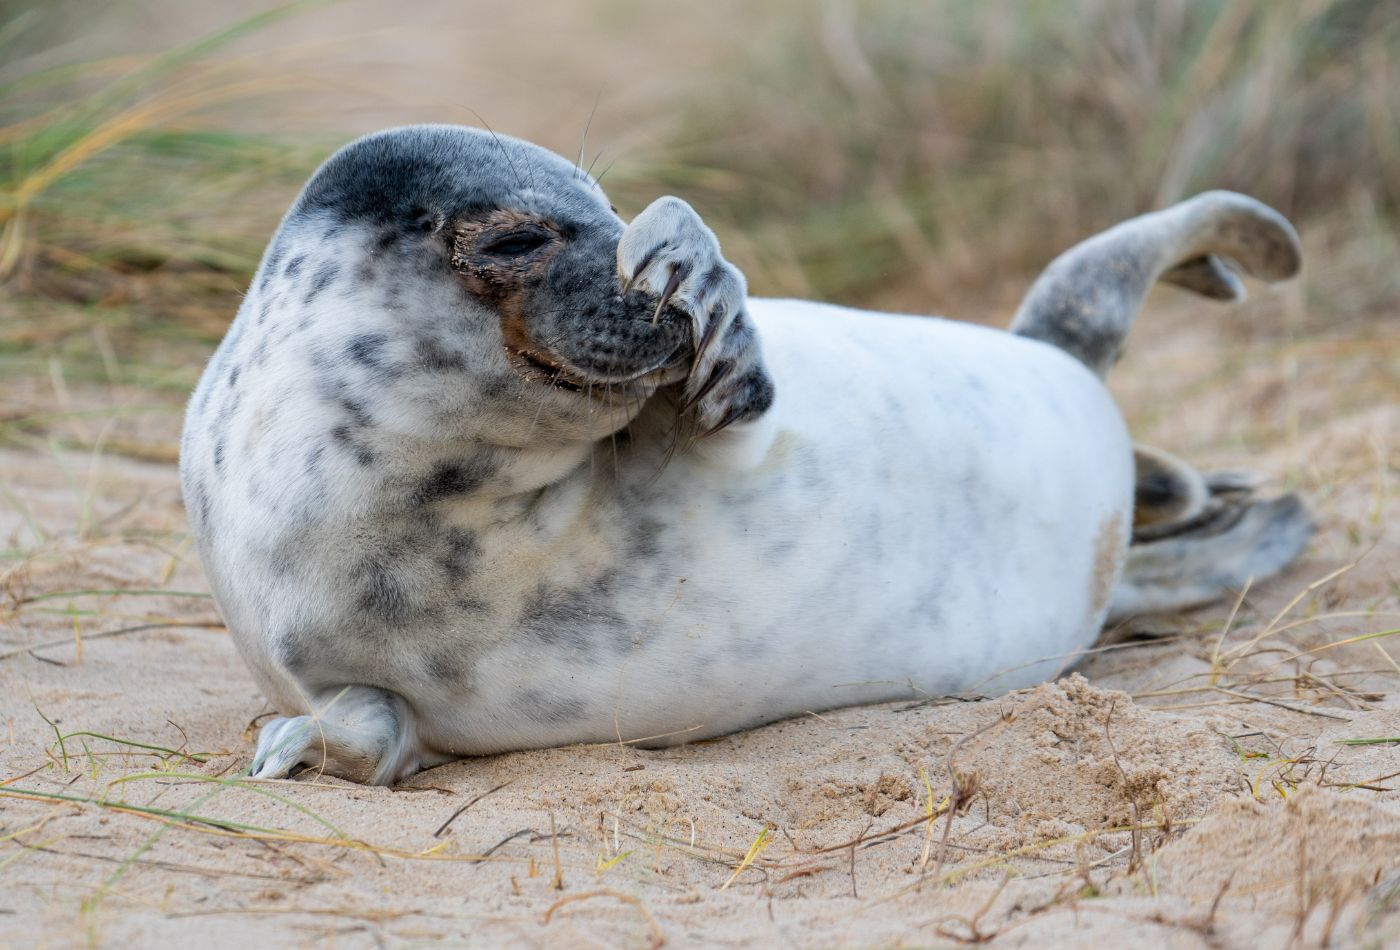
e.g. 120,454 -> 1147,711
519,249 -> 693,387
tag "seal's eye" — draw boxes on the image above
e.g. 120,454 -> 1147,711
481,230 -> 550,257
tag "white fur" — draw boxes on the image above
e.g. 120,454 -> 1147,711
431,301 -> 1133,753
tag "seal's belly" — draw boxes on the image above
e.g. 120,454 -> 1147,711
412,301 -> 1134,755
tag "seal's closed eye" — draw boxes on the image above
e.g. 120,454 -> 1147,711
481,230 -> 552,257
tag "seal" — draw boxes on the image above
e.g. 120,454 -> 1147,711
179,124 -> 1312,784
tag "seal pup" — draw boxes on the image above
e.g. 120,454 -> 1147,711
179,124 -> 1310,784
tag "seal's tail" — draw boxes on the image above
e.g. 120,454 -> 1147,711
1010,190 -> 1301,379
1010,191 -> 1310,619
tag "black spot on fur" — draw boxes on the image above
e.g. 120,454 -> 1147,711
520,583 -> 622,654
284,254 -> 306,277
697,264 -> 730,302
257,245 -> 286,295
416,461 -> 490,503
330,424 -> 375,466
629,517 -> 663,559
374,229 -> 401,252
515,689 -> 587,725
764,536 -> 798,560
280,633 -> 312,673
189,478 -> 211,526
303,262 -> 340,305
339,397 -> 373,429
413,336 -> 467,372
347,332 -> 389,368
357,559 -> 414,623
736,368 -> 775,419
425,650 -> 463,682
440,529 -> 480,582
477,376 -> 512,401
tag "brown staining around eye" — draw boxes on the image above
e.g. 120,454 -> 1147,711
449,208 -> 561,300
448,209 -> 575,387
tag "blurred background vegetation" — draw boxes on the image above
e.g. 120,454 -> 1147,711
0,0 -> 1396,403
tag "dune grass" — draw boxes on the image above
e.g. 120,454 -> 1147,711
2,1 -> 1396,396
0,5 -> 329,398
627,0 -> 1400,311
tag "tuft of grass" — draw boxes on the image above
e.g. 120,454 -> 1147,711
0,5 -> 328,402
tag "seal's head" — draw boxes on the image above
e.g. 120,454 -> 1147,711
268,124 -> 693,445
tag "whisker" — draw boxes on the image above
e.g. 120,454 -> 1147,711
463,108 -> 526,190
608,383 -> 622,478
585,146 -> 607,181
575,98 -> 601,182
524,367 -> 562,440
593,154 -> 621,187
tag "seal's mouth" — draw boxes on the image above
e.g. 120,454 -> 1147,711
504,340 -> 690,400
504,343 -> 589,393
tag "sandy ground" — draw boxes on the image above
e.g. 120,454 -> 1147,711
2,283 -> 1398,949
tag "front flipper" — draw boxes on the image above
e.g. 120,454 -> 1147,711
251,685 -> 421,786
617,197 -> 775,450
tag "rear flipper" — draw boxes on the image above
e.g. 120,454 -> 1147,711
1111,474 -> 1313,622
1131,444 -> 1272,538
1011,190 -> 1302,379
1011,193 -> 1311,618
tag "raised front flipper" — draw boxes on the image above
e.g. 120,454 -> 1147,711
618,197 -> 775,450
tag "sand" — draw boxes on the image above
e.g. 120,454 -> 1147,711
2,287 -> 1399,948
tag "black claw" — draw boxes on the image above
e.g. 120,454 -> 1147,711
694,301 -> 727,365
699,402 -> 749,439
652,261 -> 687,325
681,358 -> 734,412
626,243 -> 665,297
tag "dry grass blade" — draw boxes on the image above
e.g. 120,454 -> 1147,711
432,781 -> 512,838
